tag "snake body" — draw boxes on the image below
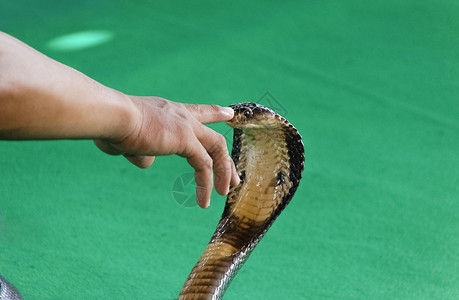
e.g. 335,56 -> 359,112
178,102 -> 305,299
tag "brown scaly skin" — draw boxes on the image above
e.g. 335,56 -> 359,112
179,103 -> 305,299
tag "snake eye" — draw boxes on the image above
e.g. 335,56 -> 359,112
244,109 -> 252,118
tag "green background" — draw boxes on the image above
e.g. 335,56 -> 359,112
1,0 -> 458,299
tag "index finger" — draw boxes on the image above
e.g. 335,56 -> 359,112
185,104 -> 234,124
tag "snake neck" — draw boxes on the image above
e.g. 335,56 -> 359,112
212,127 -> 292,246
178,108 -> 305,300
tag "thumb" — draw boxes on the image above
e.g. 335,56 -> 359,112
123,154 -> 156,169
94,139 -> 123,155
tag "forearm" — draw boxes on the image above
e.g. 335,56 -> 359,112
0,31 -> 137,141
0,32 -> 239,206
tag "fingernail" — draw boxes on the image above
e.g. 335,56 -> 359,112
196,187 -> 208,208
235,175 -> 241,186
222,107 -> 234,118
233,171 -> 241,186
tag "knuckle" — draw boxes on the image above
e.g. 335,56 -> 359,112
208,133 -> 227,154
185,103 -> 199,113
209,104 -> 222,113
203,155 -> 213,169
193,151 -> 212,170
217,133 -> 226,145
214,158 -> 232,175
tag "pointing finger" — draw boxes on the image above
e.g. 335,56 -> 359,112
185,104 -> 234,124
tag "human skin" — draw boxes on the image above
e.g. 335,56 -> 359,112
0,31 -> 239,208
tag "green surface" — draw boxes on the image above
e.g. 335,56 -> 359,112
1,1 -> 459,299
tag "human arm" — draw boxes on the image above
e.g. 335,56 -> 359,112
0,31 -> 239,208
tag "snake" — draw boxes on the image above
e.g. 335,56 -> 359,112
178,102 -> 305,299
0,275 -> 23,300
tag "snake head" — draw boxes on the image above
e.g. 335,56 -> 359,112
226,102 -> 281,129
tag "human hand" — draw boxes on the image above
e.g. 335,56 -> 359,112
0,32 -> 239,208
94,96 -> 240,208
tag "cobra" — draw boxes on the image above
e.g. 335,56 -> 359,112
178,102 -> 305,299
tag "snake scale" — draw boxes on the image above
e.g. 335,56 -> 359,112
178,102 -> 305,299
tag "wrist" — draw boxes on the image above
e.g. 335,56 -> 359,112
99,90 -> 140,143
